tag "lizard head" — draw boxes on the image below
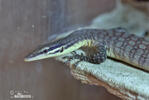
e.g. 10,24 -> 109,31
24,36 -> 83,62
24,38 -> 72,62
24,29 -> 94,62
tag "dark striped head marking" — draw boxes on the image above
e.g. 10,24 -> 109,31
24,28 -> 95,62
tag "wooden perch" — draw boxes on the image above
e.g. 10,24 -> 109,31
53,0 -> 149,99
56,49 -> 149,100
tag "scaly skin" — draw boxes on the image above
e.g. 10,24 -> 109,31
25,27 -> 149,71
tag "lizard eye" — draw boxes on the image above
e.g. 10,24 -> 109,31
60,47 -> 64,52
43,49 -> 48,53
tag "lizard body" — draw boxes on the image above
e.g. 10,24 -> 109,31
24,28 -> 149,71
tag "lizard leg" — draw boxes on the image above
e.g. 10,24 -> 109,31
80,41 -> 107,64
63,41 -> 107,64
62,51 -> 84,63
